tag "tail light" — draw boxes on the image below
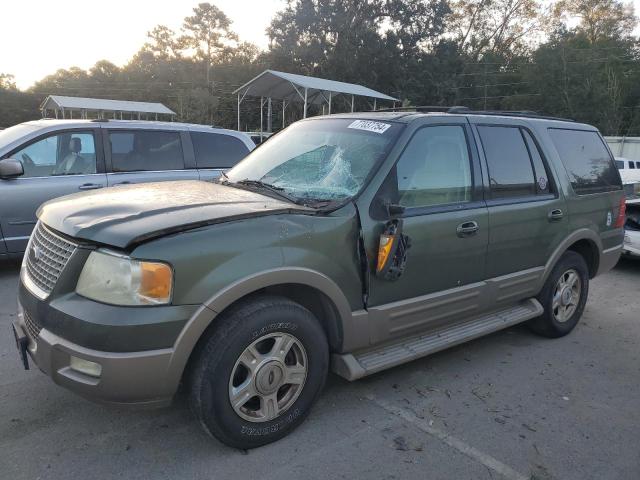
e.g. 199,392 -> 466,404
614,197 -> 626,228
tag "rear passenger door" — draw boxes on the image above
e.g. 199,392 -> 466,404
471,120 -> 568,304
190,131 -> 251,181
104,129 -> 198,186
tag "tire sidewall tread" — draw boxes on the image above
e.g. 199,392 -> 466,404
189,294 -> 328,449
531,251 -> 590,338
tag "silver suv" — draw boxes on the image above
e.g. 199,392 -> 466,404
0,120 -> 254,256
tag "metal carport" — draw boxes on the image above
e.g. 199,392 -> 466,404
40,95 -> 176,121
233,70 -> 398,133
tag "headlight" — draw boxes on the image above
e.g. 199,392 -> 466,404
76,250 -> 173,306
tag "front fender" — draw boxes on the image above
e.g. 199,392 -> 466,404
164,267 -> 357,393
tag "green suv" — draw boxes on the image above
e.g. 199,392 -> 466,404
13,109 -> 625,448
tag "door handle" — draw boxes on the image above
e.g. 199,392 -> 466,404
114,181 -> 132,185
548,209 -> 564,221
456,221 -> 479,237
78,183 -> 103,191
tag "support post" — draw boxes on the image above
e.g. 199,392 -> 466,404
328,92 -> 332,114
351,95 -> 354,112
303,88 -> 308,118
267,97 -> 272,132
373,98 -> 377,111
237,93 -> 241,131
282,100 -> 286,129
260,96 -> 264,139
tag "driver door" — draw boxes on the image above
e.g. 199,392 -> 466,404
0,128 -> 106,252
358,120 -> 490,344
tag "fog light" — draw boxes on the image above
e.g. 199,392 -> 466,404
70,356 -> 102,378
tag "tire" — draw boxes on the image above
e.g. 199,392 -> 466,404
189,294 -> 329,449
529,251 -> 589,338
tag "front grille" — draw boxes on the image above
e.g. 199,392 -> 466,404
23,309 -> 42,341
25,222 -> 77,297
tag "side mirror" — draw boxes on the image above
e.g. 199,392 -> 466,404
0,158 -> 24,179
376,218 -> 411,281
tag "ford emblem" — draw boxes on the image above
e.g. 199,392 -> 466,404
32,245 -> 42,263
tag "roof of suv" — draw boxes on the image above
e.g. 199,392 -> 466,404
322,110 -> 596,130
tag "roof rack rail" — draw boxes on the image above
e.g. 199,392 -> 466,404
375,105 -> 455,113
375,105 -> 574,122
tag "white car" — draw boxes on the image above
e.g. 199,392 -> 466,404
624,202 -> 640,257
615,157 -> 640,185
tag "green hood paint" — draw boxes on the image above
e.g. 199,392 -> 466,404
37,180 -> 313,249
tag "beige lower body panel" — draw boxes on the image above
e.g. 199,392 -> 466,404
333,298 -> 543,381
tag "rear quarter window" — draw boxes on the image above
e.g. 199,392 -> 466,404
548,129 -> 621,195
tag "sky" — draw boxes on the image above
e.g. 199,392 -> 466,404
3,0 -> 640,90
1,0 -> 285,89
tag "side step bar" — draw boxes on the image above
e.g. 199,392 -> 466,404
332,298 -> 543,381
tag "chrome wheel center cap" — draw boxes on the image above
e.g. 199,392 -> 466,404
255,361 -> 284,395
561,287 -> 572,306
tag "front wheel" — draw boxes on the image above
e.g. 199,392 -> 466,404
529,251 -> 589,338
189,295 -> 328,449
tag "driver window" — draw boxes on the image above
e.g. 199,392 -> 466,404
12,131 -> 97,178
395,126 -> 472,208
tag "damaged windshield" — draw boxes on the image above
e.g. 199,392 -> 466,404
225,118 -> 403,202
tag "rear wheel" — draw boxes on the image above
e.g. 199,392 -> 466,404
529,251 -> 589,338
189,295 -> 328,449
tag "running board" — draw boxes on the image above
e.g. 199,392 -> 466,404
332,298 -> 543,381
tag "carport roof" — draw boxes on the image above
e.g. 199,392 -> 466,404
233,70 -> 398,105
41,95 -> 176,115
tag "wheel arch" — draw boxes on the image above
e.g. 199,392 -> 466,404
542,229 -> 602,287
165,268 -> 355,392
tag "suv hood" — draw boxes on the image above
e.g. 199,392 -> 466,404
38,180 -> 312,249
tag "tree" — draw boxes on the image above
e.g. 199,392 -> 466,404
450,0 -> 543,61
144,25 -> 183,59
0,73 -> 17,90
181,2 -> 238,83
266,0 -> 450,105
552,0 -> 636,43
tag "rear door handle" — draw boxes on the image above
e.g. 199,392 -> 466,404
456,221 -> 479,237
78,183 -> 103,191
548,209 -> 564,221
114,181 -> 132,185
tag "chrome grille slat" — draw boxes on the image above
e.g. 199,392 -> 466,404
23,309 -> 42,341
25,223 -> 78,296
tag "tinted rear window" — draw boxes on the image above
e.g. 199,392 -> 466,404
548,129 -> 621,195
191,132 -> 249,169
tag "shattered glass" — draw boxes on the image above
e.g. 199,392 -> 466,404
227,118 -> 402,202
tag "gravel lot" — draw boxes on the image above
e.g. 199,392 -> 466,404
1,258 -> 638,480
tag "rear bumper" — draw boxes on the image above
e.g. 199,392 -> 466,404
15,301 -> 176,407
598,244 -> 624,275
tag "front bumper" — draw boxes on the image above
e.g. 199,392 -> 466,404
15,298 -> 183,408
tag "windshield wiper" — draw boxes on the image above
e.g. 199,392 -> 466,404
234,179 -> 302,205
